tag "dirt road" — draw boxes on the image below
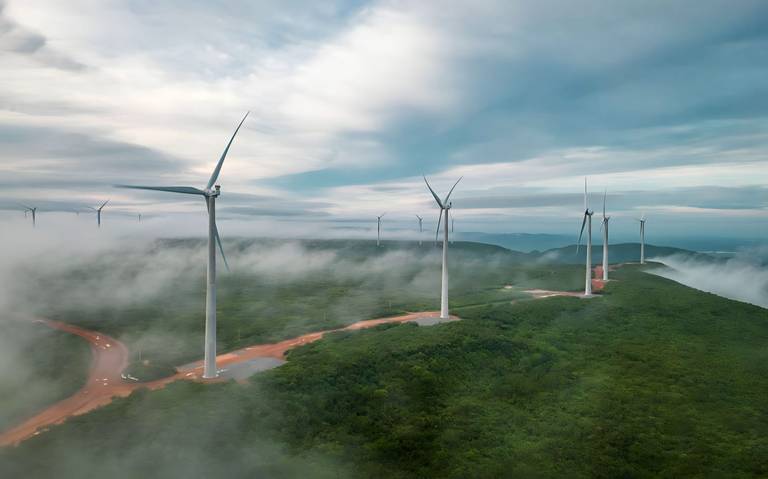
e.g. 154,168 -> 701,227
0,319 -> 146,447
0,311 -> 452,446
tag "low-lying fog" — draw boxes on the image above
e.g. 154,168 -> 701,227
651,246 -> 768,308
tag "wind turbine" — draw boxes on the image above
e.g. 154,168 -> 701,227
21,205 -> 37,227
640,215 -> 646,264
116,112 -> 248,379
576,178 -> 594,296
376,213 -> 386,247
600,190 -> 610,281
416,215 -> 423,246
89,200 -> 109,227
424,175 -> 462,319
138,213 -> 142,223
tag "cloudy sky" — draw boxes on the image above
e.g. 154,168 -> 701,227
1,0 -> 766,241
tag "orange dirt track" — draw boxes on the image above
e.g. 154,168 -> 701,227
0,311 -> 453,447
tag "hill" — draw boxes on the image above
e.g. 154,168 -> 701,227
2,264 -> 767,478
535,242 -> 711,264
456,232 -> 573,252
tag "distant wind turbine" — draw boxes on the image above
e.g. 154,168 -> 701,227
21,204 -> 37,227
89,200 -> 109,228
640,216 -> 646,264
600,190 -> 610,281
416,215 -> 423,246
377,213 -> 386,247
576,178 -> 594,296
138,213 -> 142,223
116,112 -> 248,379
424,175 -> 462,319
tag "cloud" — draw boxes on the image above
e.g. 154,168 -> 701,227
0,0 -> 767,239
0,0 -> 85,70
651,246 -> 768,308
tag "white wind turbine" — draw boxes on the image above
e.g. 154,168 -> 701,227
416,214 -> 423,246
576,178 -> 594,296
117,112 -> 248,379
21,204 -> 37,227
89,200 -> 110,228
424,175 -> 462,319
451,214 -> 455,245
600,190 -> 610,281
376,213 -> 386,247
638,214 -> 647,264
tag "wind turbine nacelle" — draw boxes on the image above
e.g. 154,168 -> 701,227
207,185 -> 222,197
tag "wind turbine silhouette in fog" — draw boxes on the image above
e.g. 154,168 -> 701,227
416,215 -> 423,246
376,213 -> 386,247
600,190 -> 610,281
576,178 -> 594,296
22,205 -> 37,227
640,216 -> 646,264
89,200 -> 109,227
116,112 -> 248,379
424,175 -> 462,319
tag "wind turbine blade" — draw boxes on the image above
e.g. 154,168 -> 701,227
423,176 -> 444,208
443,176 -> 463,204
116,185 -> 206,196
576,213 -> 587,254
435,210 -> 443,243
99,199 -> 110,210
207,112 -> 250,189
213,221 -> 230,272
603,189 -> 606,219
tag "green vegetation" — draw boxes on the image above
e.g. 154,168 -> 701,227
24,239 -> 582,375
2,264 -> 767,478
0,321 -> 90,431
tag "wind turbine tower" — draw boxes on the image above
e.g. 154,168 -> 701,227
377,213 -> 385,247
416,215 -> 423,246
577,178 -> 594,296
424,176 -> 462,319
22,205 -> 37,227
640,217 -> 646,264
117,112 -> 248,379
601,190 -> 610,281
89,200 -> 110,227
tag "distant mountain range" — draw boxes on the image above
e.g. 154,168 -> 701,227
456,232 -> 574,253
457,231 -> 762,254
532,243 -> 711,265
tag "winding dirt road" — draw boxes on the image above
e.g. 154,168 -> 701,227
2,264 -> 611,447
0,311 -> 453,447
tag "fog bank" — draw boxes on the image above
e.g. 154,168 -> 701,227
651,246 -> 768,308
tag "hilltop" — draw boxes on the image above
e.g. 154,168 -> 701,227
2,262 -> 766,478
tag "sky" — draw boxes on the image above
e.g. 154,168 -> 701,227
1,0 -> 766,243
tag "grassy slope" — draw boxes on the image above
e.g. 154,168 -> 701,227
0,321 -> 91,431
2,265 -> 767,478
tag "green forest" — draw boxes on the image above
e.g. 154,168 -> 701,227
2,264 -> 766,478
